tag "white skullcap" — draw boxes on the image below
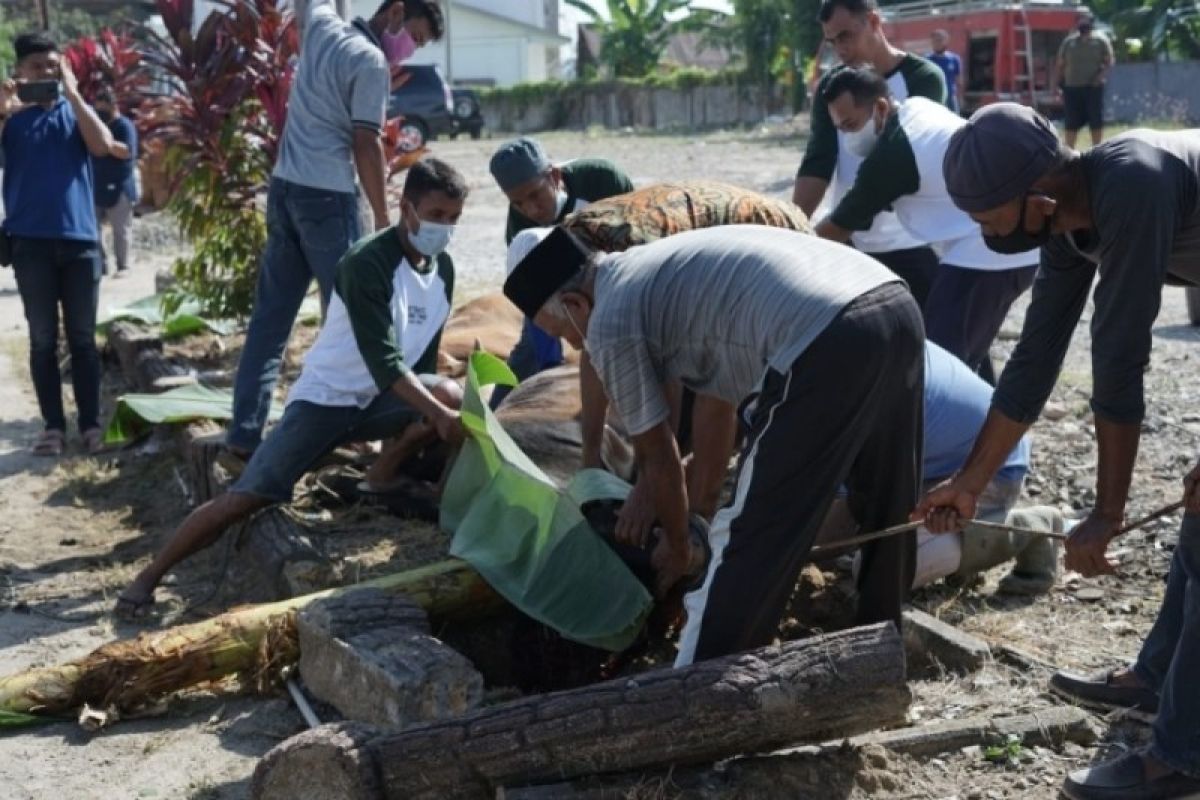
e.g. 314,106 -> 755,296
506,227 -> 554,277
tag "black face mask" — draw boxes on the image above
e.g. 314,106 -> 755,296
983,192 -> 1053,254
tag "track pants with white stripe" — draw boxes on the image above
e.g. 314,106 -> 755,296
675,282 -> 925,667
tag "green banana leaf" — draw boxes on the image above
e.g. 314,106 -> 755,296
98,293 -> 234,340
442,352 -> 653,652
104,384 -> 284,445
99,293 -> 323,340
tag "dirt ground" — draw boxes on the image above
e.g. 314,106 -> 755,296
1,124 -> 1198,799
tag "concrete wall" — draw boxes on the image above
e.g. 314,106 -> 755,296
482,83 -> 782,133
1105,62 -> 1200,124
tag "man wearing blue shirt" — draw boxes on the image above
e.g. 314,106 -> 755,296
91,88 -> 138,277
927,29 -> 964,115
0,33 -> 123,456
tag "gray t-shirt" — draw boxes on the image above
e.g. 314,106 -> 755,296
587,225 -> 899,436
274,0 -> 390,194
996,129 -> 1200,426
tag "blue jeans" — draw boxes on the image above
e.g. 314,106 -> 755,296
11,236 -> 102,432
1134,513 -> 1200,777
491,317 -> 564,409
228,179 -> 360,451
231,388 -> 428,504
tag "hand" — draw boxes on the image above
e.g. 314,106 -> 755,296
59,59 -> 80,100
1064,510 -> 1121,576
373,214 -> 391,232
650,534 -> 693,599
615,478 -> 656,548
912,477 -> 979,533
1183,458 -> 1200,514
0,79 -> 16,114
432,409 -> 465,445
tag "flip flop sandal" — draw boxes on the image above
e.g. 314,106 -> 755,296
31,429 -> 65,457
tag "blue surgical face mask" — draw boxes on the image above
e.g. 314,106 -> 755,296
409,218 -> 456,256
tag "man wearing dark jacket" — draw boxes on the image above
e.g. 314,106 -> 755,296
920,102 -> 1200,800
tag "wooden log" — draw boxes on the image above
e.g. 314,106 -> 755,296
179,422 -> 229,505
502,708 -> 1096,799
107,321 -> 162,386
851,706 -> 1095,757
133,348 -> 196,392
239,507 -> 336,599
0,560 -> 502,718
251,623 -> 910,800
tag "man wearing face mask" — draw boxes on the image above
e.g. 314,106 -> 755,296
226,0 -> 444,464
1055,13 -> 1114,150
488,137 -> 633,396
813,68 -> 1038,384
115,157 -> 468,619
91,87 -> 138,278
503,225 -> 924,666
794,0 -> 947,307
917,103 -> 1200,800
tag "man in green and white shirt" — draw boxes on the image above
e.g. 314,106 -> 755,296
794,0 -> 947,306
489,136 -> 634,392
814,67 -> 1039,384
114,157 -> 469,618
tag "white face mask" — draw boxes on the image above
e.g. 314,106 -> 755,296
553,188 -> 570,219
409,218 -> 456,257
843,111 -> 882,158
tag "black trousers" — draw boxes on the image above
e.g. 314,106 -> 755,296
869,246 -> 940,310
925,262 -> 1037,385
675,283 -> 925,666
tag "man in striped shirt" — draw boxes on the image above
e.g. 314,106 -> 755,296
504,225 -> 924,666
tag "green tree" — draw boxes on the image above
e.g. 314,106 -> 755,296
1104,0 -> 1200,60
712,0 -> 821,111
1,2 -> 143,75
566,0 -> 724,77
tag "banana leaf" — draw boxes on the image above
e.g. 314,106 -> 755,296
104,383 -> 284,445
98,293 -> 321,340
442,352 -> 652,653
98,293 -> 233,339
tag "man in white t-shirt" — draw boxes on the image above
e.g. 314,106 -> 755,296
114,157 -> 468,618
814,67 -> 1039,383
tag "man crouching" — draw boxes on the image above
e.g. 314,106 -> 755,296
503,225 -> 925,666
116,157 -> 468,617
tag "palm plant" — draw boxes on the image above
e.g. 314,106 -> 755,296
566,0 -> 722,77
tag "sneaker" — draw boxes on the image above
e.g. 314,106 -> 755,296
1062,749 -> 1200,800
1050,667 -> 1159,720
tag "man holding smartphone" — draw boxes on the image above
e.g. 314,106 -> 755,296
0,32 -> 122,456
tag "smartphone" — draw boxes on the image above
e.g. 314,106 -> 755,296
16,80 -> 60,104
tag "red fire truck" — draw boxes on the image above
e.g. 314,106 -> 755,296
812,0 -> 1093,115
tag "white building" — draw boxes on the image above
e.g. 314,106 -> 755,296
349,0 -> 570,86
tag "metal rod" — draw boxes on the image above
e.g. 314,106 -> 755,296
809,500 -> 1186,557
286,678 -> 321,729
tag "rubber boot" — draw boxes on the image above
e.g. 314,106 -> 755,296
997,505 -> 1062,596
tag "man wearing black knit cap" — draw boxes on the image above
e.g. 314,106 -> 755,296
917,102 -> 1200,800
505,225 -> 925,669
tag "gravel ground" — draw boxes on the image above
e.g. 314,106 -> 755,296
1,122 -> 1197,799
